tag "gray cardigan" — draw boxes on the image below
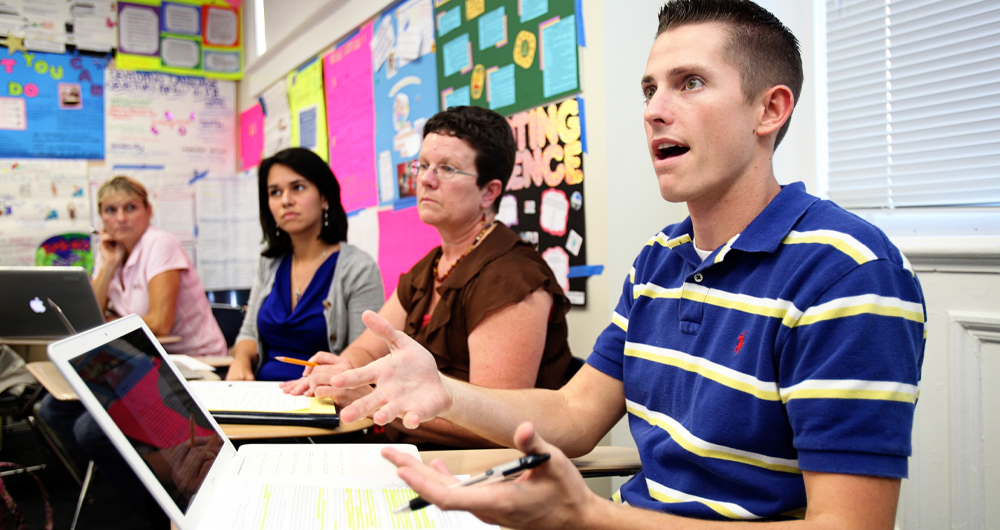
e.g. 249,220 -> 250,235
235,243 -> 385,370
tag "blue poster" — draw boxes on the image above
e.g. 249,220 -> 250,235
0,51 -> 107,158
373,9 -> 440,205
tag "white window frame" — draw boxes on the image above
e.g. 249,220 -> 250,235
814,0 -> 1000,272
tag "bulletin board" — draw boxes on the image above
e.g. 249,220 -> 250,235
0,50 -> 108,158
104,67 -> 237,173
0,159 -> 92,269
499,96 -> 588,304
115,0 -> 242,80
371,0 -> 441,205
434,0 -> 580,115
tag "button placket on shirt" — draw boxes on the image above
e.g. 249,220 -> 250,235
679,265 -> 713,335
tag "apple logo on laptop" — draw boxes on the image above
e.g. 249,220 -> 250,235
29,297 -> 46,314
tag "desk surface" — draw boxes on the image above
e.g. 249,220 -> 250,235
3,334 -> 182,346
26,360 -> 359,439
421,446 -> 641,478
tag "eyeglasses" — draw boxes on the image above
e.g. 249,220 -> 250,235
413,161 -> 478,180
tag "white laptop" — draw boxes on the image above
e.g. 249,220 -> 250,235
0,266 -> 105,340
48,315 -> 495,530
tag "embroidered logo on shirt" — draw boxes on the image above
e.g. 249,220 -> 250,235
735,330 -> 747,354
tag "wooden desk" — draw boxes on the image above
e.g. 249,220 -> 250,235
26,361 -> 219,403
25,361 -> 357,440
421,446 -> 641,478
3,334 -> 182,347
221,417 -> 373,440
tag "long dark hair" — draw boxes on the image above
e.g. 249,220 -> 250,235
257,148 -> 349,258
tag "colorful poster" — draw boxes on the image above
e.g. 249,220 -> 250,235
324,23 -> 378,213
377,205 -> 440,298
433,0 -> 578,115
372,2 -> 439,205
0,159 -> 91,267
104,68 -> 237,173
115,0 -> 242,80
286,57 -> 327,162
259,78 -> 291,158
0,50 -> 107,158
239,102 -> 263,170
499,97 -> 587,304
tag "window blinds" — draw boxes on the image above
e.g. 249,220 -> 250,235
825,0 -> 1000,208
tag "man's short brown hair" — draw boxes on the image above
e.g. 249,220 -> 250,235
657,0 -> 803,148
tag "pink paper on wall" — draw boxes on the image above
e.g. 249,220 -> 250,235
324,23 -> 379,213
377,206 -> 441,298
240,103 -> 264,170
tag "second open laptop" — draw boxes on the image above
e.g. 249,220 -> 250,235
0,266 -> 105,341
48,315 -> 494,530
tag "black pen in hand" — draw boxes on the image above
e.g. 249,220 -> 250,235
392,453 -> 551,514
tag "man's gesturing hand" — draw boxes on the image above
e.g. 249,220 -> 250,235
332,310 -> 452,428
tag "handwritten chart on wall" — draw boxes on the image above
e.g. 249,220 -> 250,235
324,23 -> 378,213
372,0 -> 440,205
498,97 -> 588,305
0,160 -> 92,268
0,51 -> 107,158
434,0 -> 579,116
104,68 -> 237,173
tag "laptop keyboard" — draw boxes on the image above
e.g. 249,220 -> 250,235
237,445 -> 345,476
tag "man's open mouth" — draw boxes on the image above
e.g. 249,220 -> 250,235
654,142 -> 690,160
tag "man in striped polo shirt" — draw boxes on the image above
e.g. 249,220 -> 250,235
325,0 -> 926,527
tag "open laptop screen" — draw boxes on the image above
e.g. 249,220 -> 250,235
69,327 -> 224,513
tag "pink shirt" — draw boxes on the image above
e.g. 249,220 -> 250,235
94,226 -> 227,357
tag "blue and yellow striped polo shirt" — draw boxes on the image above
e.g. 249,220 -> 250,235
588,182 -> 925,521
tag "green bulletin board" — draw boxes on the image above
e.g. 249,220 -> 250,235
433,0 -> 579,115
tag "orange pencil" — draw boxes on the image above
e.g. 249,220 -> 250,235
275,356 -> 319,367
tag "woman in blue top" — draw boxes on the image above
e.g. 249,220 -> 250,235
226,148 -> 384,381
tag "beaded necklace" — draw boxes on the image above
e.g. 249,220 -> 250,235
434,220 -> 497,283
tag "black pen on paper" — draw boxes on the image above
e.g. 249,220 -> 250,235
392,453 -> 551,515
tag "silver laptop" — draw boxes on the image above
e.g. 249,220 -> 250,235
0,266 -> 105,341
47,315 -> 474,530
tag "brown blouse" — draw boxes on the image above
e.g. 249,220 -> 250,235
396,223 -> 572,390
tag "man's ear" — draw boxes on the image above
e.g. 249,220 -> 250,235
481,179 -> 503,209
755,85 -> 794,139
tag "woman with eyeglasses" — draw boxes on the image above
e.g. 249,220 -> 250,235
282,106 -> 572,448
226,148 -> 385,381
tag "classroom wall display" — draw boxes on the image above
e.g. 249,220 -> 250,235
0,159 -> 92,268
433,0 -> 579,116
324,22 -> 378,213
0,0 -> 117,54
0,50 -> 107,158
104,68 -> 236,173
194,168 -> 262,290
258,78 -> 292,159
498,96 -> 587,305
115,0 -> 242,80
372,0 -> 440,205
286,57 -> 328,163
377,204 -> 442,298
239,101 -> 263,170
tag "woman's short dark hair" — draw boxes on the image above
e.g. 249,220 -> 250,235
423,106 -> 516,212
257,148 -> 349,257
